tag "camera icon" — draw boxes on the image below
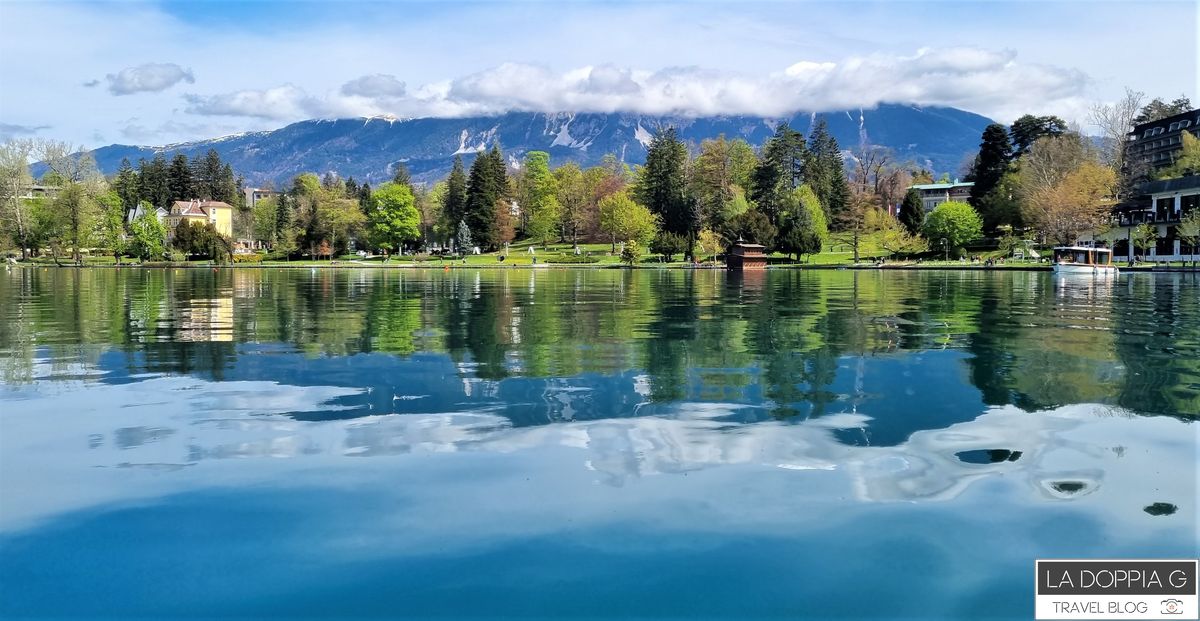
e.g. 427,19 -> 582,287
1162,599 -> 1184,615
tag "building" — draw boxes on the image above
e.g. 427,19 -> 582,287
909,181 -> 974,213
1081,175 -> 1200,263
1127,108 -> 1200,174
242,187 -> 278,209
726,242 -> 768,270
16,184 -> 60,201
164,200 -> 234,240
126,203 -> 168,224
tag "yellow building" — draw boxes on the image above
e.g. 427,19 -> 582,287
164,200 -> 234,239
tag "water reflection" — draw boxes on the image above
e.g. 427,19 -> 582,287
1,268 -> 1196,619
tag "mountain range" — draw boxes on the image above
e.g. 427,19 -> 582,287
82,104 -> 993,186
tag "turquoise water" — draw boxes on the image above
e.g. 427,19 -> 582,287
0,267 -> 1196,619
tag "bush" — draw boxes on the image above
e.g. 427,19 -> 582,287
168,250 -> 187,262
650,231 -> 689,261
233,253 -> 264,264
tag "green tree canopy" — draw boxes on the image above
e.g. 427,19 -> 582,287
367,182 -> 421,254
923,200 -> 983,254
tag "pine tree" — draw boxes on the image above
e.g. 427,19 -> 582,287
464,147 -> 507,250
751,123 -> 806,224
805,118 -> 849,223
899,188 -> 925,235
112,158 -> 140,221
392,162 -> 412,187
191,149 -> 224,200
1009,115 -> 1067,156
968,123 -> 1014,229
443,155 -> 468,234
637,127 -> 697,247
167,153 -> 193,201
139,154 -> 171,209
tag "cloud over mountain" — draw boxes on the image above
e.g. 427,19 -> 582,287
179,47 -> 1089,123
106,63 -> 195,95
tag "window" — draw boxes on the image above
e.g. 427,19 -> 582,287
1144,129 -> 1154,138
1169,122 -> 1179,131
1182,120 -> 1193,129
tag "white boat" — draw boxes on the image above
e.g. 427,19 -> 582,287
1051,246 -> 1119,275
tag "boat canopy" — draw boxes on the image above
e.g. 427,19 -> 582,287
1052,246 -> 1113,266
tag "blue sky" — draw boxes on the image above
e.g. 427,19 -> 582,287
0,0 -> 1195,147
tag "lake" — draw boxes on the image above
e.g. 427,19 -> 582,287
0,267 -> 1196,619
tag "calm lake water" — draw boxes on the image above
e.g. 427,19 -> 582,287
0,267 -> 1196,619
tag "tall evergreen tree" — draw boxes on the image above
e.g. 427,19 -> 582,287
191,149 -> 224,200
637,127 -> 698,246
1009,115 -> 1067,156
750,123 -> 806,224
112,158 -> 140,221
968,123 -> 1014,224
392,162 -> 412,187
805,118 -> 849,223
443,155 -> 468,233
464,147 -> 507,250
139,155 -> 171,209
899,188 -> 925,235
167,153 -> 193,202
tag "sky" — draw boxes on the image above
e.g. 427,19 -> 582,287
0,0 -> 1196,148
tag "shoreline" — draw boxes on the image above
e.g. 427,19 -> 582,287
8,262 -> 1196,273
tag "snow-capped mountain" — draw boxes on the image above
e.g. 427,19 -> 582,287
83,104 -> 993,185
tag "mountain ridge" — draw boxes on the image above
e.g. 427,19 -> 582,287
81,104 -> 993,186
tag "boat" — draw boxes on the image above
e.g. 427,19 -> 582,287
1051,246 -> 1119,276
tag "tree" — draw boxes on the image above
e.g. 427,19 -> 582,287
191,149 -> 225,201
637,127 -> 698,252
443,155 -> 468,233
519,151 -> 560,246
720,208 -> 777,250
367,182 -> 420,255
833,190 -> 876,262
1132,95 -> 1192,125
1016,133 -> 1096,201
620,239 -> 642,266
167,153 -> 193,201
0,139 -> 35,259
95,190 -> 126,263
1156,131 -> 1200,179
1090,88 -> 1145,198
127,208 -> 166,261
692,135 -> 757,231
391,162 -> 412,187
968,123 -> 1014,227
696,229 -> 723,261
598,191 -> 658,250
139,155 -> 170,209
805,118 -> 849,222
111,158 -> 140,222
554,162 -> 589,246
252,196 -> 279,246
751,123 -> 806,222
455,220 -> 473,254
899,188 -> 924,235
923,200 -> 982,256
1009,115 -> 1068,156
1130,223 -> 1157,260
776,185 -> 825,261
465,147 -> 507,250
1024,161 -> 1116,246
317,196 -> 366,257
1176,209 -> 1200,268
874,212 -> 929,258
53,183 -> 97,265
649,231 -> 689,262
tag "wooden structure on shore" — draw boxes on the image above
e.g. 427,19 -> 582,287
726,243 -> 767,271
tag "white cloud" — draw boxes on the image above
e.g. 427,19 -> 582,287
184,84 -> 316,120
180,47 -> 1091,123
106,63 -> 195,95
